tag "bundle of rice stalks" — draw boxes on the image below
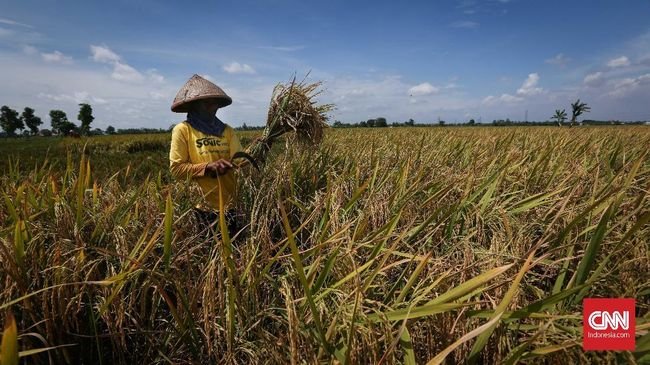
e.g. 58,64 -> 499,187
247,76 -> 334,162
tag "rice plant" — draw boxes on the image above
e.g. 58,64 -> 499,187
0,126 -> 649,364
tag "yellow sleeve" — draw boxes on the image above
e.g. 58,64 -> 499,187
169,123 -> 208,179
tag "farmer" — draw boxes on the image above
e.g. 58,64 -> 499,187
169,74 -> 245,236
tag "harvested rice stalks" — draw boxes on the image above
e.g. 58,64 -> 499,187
247,76 -> 334,162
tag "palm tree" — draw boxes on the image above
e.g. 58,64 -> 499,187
570,99 -> 591,127
551,109 -> 567,127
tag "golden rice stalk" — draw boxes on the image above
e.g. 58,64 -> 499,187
1,311 -> 18,365
247,75 -> 334,162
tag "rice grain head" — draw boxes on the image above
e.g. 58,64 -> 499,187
248,75 -> 334,161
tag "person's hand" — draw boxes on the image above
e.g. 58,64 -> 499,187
205,159 -> 234,177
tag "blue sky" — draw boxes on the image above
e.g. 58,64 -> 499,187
1,0 -> 649,129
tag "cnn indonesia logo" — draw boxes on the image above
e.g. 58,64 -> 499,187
583,298 -> 635,351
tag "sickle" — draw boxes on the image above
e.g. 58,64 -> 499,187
230,151 -> 260,171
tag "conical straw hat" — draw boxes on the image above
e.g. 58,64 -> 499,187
171,74 -> 232,112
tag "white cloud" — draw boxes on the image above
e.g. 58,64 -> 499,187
41,50 -> 73,64
146,69 -> 165,83
482,73 -> 542,106
546,53 -> 570,67
150,74 -> 164,83
149,91 -> 167,100
330,76 -> 406,100
0,17 -> 40,44
200,74 -> 215,82
0,27 -> 15,37
90,44 -> 144,82
482,93 -> 523,105
516,73 -> 543,96
609,73 -> 650,97
607,56 -> 630,68
457,0 -> 478,14
38,91 -> 107,105
321,75 -> 474,122
22,45 -> 38,55
111,62 -> 144,82
584,72 -> 604,87
0,18 -> 32,28
74,91 -> 89,102
610,78 -> 637,97
409,82 -> 440,96
0,24 -> 40,44
90,44 -> 121,63
451,21 -> 479,29
482,96 -> 496,104
500,94 -> 522,102
0,49 -> 184,130
3,31 -> 649,130
223,62 -> 256,74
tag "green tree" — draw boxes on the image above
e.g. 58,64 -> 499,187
77,103 -> 94,135
551,109 -> 567,127
21,107 -> 42,135
468,119 -> 476,125
570,99 -> 590,127
405,118 -> 415,126
106,125 -> 116,135
0,106 -> 24,136
50,110 -> 67,134
367,119 -> 376,128
50,110 -> 77,135
375,117 -> 387,127
62,122 -> 78,135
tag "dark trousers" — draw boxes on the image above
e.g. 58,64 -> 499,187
194,208 -> 242,239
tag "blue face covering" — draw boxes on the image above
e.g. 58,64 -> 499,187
186,110 -> 226,136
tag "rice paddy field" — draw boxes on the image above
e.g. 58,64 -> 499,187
1,126 -> 649,364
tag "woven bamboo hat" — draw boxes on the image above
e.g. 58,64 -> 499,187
171,74 -> 232,112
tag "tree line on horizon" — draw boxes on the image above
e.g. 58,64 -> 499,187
0,104 -> 172,137
331,100 -> 648,128
1,99 -> 648,137
0,104 -> 97,137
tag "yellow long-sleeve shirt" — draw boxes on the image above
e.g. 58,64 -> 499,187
169,121 -> 244,210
